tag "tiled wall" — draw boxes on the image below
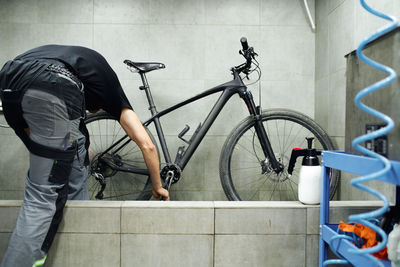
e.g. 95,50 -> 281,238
0,200 -> 382,266
315,0 -> 400,150
315,0 -> 400,200
0,0 -> 315,200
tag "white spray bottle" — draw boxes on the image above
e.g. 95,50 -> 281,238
288,137 -> 322,204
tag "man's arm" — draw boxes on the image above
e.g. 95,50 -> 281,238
119,108 -> 169,200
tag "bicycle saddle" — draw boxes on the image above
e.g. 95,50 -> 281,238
123,60 -> 165,73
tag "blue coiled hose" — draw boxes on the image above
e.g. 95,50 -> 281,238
324,0 -> 399,266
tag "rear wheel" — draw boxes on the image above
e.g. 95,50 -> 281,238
85,111 -> 157,200
219,109 -> 339,201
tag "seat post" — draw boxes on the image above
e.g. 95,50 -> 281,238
139,72 -> 157,116
138,72 -> 172,163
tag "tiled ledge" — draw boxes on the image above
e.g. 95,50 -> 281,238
0,200 -> 384,267
0,199 -> 385,208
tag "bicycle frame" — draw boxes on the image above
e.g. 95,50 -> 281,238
144,70 -> 247,170
98,68 -> 282,176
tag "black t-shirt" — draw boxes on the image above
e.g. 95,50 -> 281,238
14,44 -> 133,119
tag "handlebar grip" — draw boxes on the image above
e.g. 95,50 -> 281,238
240,37 -> 249,51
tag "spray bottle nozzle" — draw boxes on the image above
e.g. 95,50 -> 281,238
306,137 -> 314,149
287,137 -> 322,175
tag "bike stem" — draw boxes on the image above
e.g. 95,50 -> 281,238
241,90 -> 284,173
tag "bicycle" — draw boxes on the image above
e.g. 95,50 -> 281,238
85,37 -> 339,201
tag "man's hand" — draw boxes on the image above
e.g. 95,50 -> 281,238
152,186 -> 170,201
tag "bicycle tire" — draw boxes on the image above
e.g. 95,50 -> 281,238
219,109 -> 339,201
84,111 -> 157,200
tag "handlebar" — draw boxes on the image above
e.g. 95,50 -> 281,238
236,37 -> 258,75
240,37 -> 249,51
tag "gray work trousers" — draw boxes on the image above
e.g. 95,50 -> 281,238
0,69 -> 88,267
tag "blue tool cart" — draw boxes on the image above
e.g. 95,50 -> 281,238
319,151 -> 400,267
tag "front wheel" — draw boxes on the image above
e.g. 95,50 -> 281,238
219,109 -> 339,201
85,111 -> 158,200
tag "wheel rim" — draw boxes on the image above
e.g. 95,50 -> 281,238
86,116 -> 153,200
228,116 -> 330,201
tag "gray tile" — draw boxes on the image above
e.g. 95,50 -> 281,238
328,0 -> 346,13
121,207 -> 214,234
37,0 -> 93,23
337,172 -> 359,200
121,234 -> 213,267
4,24 -> 42,58
147,25 -> 206,81
0,125 -> 14,136
338,172 -> 395,203
306,234 -> 320,267
0,190 -> 24,200
315,77 -> 329,132
169,190 -> 228,201
149,0 -> 205,25
0,24 -> 9,69
93,24 -> 149,82
328,0 -> 355,74
315,17 -> 329,80
94,0 -> 149,24
34,24 -> 93,48
204,0 -> 259,25
316,0 -> 329,25
203,26 -> 260,80
215,208 -> 306,234
215,235 -> 306,267
0,135 -> 29,191
258,79 -> 315,118
307,206 -> 320,234
45,233 -> 120,267
354,0 -> 395,48
330,206 -> 382,223
319,201 -> 385,223
0,206 -> 19,232
259,26 -> 315,81
0,233 -> 11,262
171,152 -> 206,191
261,0 -> 314,26
332,136 -> 345,151
58,204 -> 121,233
202,136 -> 232,191
395,0 -> 400,20
214,201 -> 305,209
0,0 -> 39,23
328,69 -> 346,137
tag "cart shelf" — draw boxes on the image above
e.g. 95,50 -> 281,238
319,151 -> 400,266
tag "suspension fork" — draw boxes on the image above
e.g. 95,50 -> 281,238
241,90 -> 284,173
